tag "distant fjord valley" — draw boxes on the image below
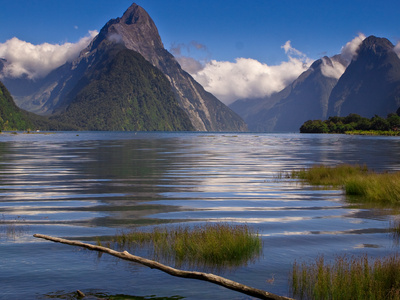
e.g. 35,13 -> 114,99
1,4 -> 400,133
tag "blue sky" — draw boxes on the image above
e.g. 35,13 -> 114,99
1,0 -> 400,103
2,0 -> 400,63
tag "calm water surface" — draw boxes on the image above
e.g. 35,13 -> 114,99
1,132 -> 400,299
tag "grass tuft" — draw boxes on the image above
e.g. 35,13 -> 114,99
291,164 -> 369,187
112,223 -> 262,269
291,164 -> 400,205
291,254 -> 400,300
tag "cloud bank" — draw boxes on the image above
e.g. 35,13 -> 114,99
394,41 -> 400,59
186,41 -> 312,105
171,41 -> 210,74
0,30 -> 97,79
175,34 -> 369,104
320,33 -> 366,80
320,57 -> 347,79
340,33 -> 366,63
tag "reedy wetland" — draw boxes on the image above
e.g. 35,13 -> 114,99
290,164 -> 400,205
101,223 -> 262,269
291,254 -> 400,300
289,164 -> 400,299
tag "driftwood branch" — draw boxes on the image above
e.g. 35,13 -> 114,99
33,234 -> 294,300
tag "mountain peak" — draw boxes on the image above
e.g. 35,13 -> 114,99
119,3 -> 150,25
86,3 -> 164,55
327,35 -> 400,118
358,35 -> 394,55
111,3 -> 163,50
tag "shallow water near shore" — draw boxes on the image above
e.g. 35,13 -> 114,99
1,132 -> 400,299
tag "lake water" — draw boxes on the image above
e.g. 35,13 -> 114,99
1,132 -> 400,299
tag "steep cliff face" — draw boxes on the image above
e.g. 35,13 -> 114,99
328,36 -> 400,117
2,3 -> 246,132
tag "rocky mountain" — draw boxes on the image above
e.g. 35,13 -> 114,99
230,55 -> 346,132
327,36 -> 400,117
231,35 -> 400,132
2,3 -> 246,132
52,45 -> 194,131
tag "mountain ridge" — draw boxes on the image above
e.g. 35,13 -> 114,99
327,35 -> 400,118
1,3 -> 247,132
51,45 -> 194,131
230,35 -> 400,132
230,55 -> 345,131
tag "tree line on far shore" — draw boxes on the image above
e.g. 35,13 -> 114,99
300,112 -> 400,133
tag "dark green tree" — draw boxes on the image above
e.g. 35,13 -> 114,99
370,115 -> 390,131
387,113 -> 400,130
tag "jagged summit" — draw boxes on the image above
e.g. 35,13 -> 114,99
1,2 -> 246,132
327,35 -> 400,117
358,35 -> 394,54
81,3 -> 246,132
86,3 -> 164,60
120,4 -> 153,26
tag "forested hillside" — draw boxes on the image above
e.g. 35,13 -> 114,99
51,47 -> 194,131
0,81 -> 33,131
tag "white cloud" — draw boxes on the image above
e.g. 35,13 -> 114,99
175,56 -> 204,74
394,41 -> 400,59
171,41 -> 210,74
340,33 -> 366,63
320,33 -> 366,80
281,40 -> 308,60
320,57 -> 347,79
107,33 -> 124,44
190,41 -> 312,105
0,30 -> 98,79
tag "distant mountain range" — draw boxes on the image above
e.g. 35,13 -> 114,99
0,3 -> 247,132
2,3 -> 400,133
230,36 -> 400,132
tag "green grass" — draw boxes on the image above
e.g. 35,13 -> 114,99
291,254 -> 400,300
291,164 -> 400,205
290,165 -> 400,299
345,130 -> 400,136
111,223 -> 262,269
291,164 -> 369,187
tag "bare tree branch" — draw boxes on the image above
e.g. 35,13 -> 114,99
33,234 -> 294,300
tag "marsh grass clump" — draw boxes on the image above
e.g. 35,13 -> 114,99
345,172 -> 400,204
291,164 -> 369,187
113,223 -> 262,269
291,164 -> 400,205
291,254 -> 400,300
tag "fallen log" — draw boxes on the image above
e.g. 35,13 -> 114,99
33,234 -> 294,300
